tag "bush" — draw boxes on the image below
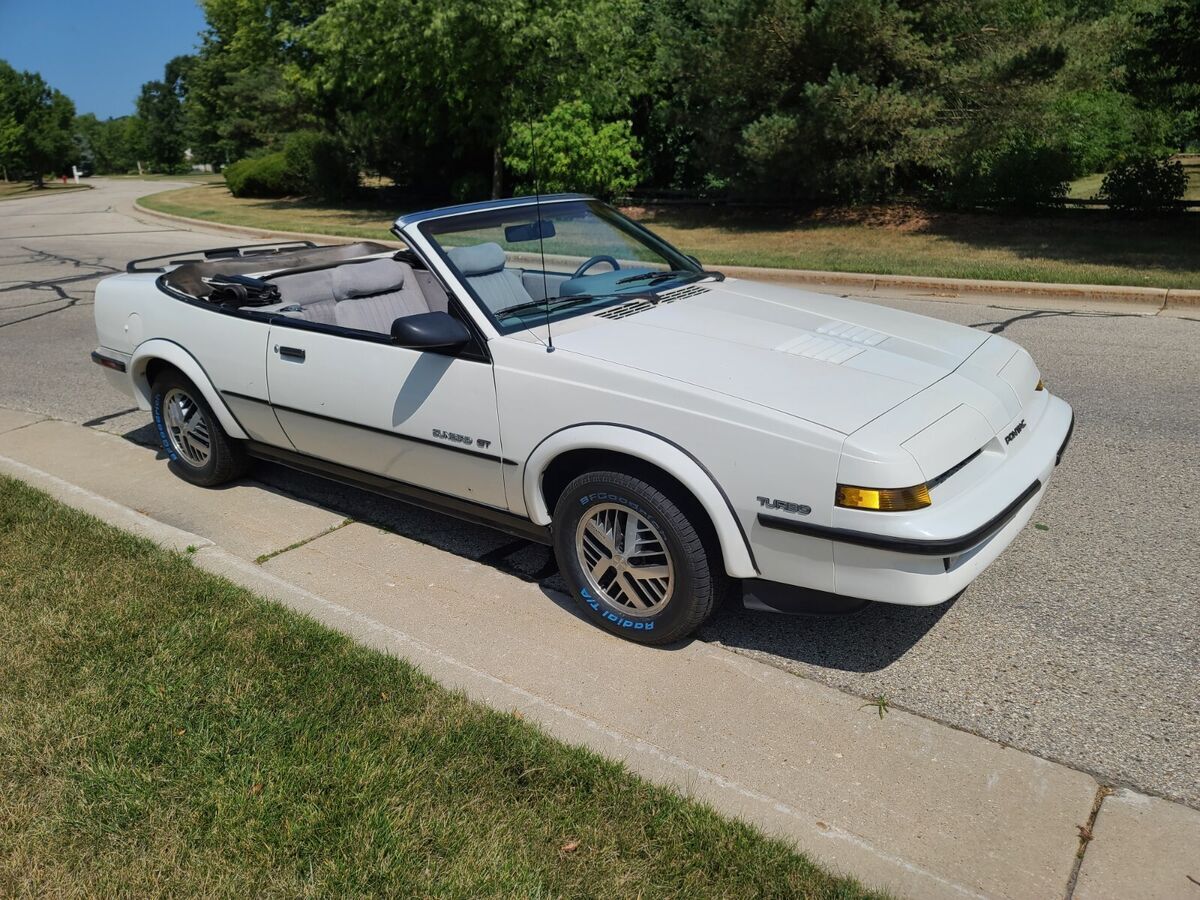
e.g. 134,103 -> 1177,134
1097,157 -> 1187,215
282,131 -> 357,200
223,152 -> 300,198
986,144 -> 1074,210
505,100 -> 642,200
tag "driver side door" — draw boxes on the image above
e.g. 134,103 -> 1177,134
264,320 -> 509,510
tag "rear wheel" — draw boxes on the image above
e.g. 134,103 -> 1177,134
552,470 -> 724,645
150,369 -> 249,487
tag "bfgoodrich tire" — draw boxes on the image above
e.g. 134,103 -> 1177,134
552,470 -> 724,645
150,369 -> 249,487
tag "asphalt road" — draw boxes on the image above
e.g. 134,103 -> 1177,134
2,178 -> 1197,808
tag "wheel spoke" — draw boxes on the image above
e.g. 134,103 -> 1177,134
590,554 -> 613,581
627,564 -> 669,582
623,511 -> 639,556
585,518 -> 615,553
619,573 -> 650,608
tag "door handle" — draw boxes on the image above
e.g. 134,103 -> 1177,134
277,346 -> 306,362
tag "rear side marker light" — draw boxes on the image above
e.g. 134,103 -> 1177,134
836,483 -> 932,511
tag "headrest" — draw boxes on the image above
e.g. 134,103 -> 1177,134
447,242 -> 506,277
332,258 -> 406,299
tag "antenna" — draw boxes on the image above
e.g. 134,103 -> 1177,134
529,118 -> 554,352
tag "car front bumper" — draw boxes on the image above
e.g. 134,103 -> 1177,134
753,394 -> 1074,608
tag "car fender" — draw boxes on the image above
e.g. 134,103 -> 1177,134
523,423 -> 758,578
129,339 -> 249,440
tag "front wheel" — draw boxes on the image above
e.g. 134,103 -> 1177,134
552,470 -> 724,645
151,369 -> 249,487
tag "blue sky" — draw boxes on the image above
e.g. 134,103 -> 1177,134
0,1 -> 208,119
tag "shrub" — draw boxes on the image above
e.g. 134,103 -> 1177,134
282,131 -> 358,200
223,152 -> 300,198
986,144 -> 1074,210
505,100 -> 642,200
1097,157 -> 1187,215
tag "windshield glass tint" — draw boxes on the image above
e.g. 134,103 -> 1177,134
420,200 -> 704,333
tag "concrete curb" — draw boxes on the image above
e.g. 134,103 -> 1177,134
3,408 -> 1199,899
719,264 -> 1200,310
133,195 -> 1200,309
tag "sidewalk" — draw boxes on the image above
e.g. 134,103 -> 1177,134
1,406 -> 1197,899
130,199 -> 1200,311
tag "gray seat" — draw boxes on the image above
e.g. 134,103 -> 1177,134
272,258 -> 432,333
331,258 -> 430,333
272,269 -> 338,325
446,242 -> 533,313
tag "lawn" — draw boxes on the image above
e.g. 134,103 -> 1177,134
100,172 -> 225,183
0,476 -> 880,899
0,180 -> 92,201
140,181 -> 1200,289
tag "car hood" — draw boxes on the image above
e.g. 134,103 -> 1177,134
551,278 -> 991,434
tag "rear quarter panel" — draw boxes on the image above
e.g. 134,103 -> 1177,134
94,272 -> 280,443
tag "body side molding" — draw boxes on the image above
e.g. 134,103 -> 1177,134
222,391 -> 518,465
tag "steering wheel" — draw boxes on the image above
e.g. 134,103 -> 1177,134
572,255 -> 621,279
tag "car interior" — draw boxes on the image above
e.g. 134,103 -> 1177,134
160,239 -> 579,337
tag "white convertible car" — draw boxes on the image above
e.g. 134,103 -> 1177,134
93,194 -> 1073,644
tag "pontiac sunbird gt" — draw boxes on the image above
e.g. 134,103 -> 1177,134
92,194 -> 1073,644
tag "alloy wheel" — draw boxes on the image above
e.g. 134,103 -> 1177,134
162,387 -> 212,467
575,502 -> 675,616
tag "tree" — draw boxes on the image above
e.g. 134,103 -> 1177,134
183,0 -> 327,166
136,56 -> 191,171
1123,0 -> 1200,148
505,101 -> 642,199
0,60 -> 76,184
74,113 -> 147,174
294,0 -> 645,195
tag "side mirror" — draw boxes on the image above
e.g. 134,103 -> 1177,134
391,311 -> 471,351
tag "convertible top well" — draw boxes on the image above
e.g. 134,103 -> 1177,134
160,241 -> 393,300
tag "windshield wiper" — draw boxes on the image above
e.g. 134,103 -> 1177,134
495,293 -> 605,318
615,268 -> 697,286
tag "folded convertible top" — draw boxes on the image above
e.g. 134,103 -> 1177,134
158,241 -> 393,299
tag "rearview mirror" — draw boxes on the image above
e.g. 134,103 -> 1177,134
504,219 -> 556,243
391,311 -> 471,351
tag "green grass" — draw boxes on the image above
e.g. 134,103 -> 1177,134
0,180 -> 92,201
0,475 -> 880,899
100,172 -> 225,183
140,181 -> 1200,289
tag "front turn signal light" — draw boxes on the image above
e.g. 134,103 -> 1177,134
1035,378 -> 1045,391
836,483 -> 932,511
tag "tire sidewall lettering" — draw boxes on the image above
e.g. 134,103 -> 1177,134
568,486 -> 684,636
151,391 -> 179,462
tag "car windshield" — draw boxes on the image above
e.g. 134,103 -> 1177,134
418,199 -> 713,334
